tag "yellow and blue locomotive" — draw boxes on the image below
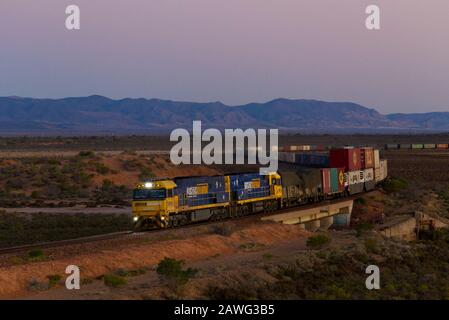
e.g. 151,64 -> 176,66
132,172 -> 282,230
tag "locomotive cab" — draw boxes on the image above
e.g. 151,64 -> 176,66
132,180 -> 177,229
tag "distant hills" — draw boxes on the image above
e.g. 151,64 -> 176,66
0,95 -> 448,135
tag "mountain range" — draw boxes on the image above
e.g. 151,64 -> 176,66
0,95 -> 447,135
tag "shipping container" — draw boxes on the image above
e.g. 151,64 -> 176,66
228,173 -> 270,201
284,146 -> 297,152
293,153 -> 329,167
346,170 -> 364,194
411,144 -> 423,149
373,149 -> 380,169
385,144 -> 399,150
424,144 -> 436,149
279,152 -> 296,163
374,166 -> 381,182
360,147 -> 374,169
399,144 -> 411,149
329,148 -> 361,172
295,145 -> 311,151
279,166 -> 322,200
174,175 -> 229,207
380,159 -> 388,180
330,168 -> 345,193
321,168 -> 331,194
437,144 -> 449,149
279,168 -> 323,205
364,168 -> 375,191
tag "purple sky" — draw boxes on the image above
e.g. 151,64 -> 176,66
0,0 -> 448,113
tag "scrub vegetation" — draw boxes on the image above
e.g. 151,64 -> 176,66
0,212 -> 132,247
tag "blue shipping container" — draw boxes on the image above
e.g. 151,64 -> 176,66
293,153 -> 329,167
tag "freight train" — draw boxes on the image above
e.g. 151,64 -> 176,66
385,143 -> 449,150
132,147 -> 388,230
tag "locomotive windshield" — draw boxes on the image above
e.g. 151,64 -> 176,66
133,188 -> 166,200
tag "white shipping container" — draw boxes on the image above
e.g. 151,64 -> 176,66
359,170 -> 365,183
364,168 -> 374,182
347,171 -> 360,185
374,166 -> 381,182
374,149 -> 380,168
380,159 -> 388,180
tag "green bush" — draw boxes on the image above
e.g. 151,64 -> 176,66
156,257 -> 198,289
306,234 -> 331,249
47,274 -> 62,288
355,223 -> 374,237
364,238 -> 378,253
28,249 -> 46,261
78,151 -> 95,158
212,224 -> 234,236
382,177 -> 408,193
139,167 -> 154,180
103,274 -> 127,287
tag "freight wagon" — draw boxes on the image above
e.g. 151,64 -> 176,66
437,144 -> 449,149
424,144 -> 436,149
399,144 -> 411,149
385,144 -> 399,150
412,144 -> 424,149
279,165 -> 345,207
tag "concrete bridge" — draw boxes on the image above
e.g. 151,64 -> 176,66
261,199 -> 354,231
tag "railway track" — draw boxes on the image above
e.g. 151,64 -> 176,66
0,191 -> 375,255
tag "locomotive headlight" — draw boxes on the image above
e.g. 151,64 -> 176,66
133,216 -> 139,222
144,182 -> 153,188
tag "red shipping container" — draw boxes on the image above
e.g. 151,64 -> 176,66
360,147 -> 374,169
321,168 -> 331,194
329,148 -> 361,172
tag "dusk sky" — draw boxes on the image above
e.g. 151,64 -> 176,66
0,0 -> 448,113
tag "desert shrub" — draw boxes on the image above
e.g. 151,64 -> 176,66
0,212 -> 132,247
382,177 -> 408,193
115,268 -> 146,277
5,178 -> 26,190
156,258 -> 198,292
47,274 -> 62,288
27,279 -> 48,291
306,234 -> 331,249
139,167 -> 154,180
212,224 -> 234,236
364,238 -> 378,253
355,223 -> 374,237
27,249 -> 47,262
103,274 -> 127,287
122,159 -> 139,171
94,162 -> 110,175
78,151 -> 95,158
